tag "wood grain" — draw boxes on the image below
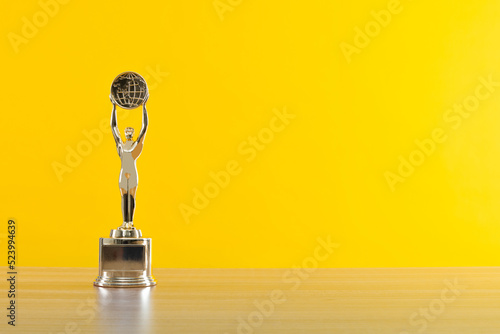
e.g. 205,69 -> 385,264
1,267 -> 499,333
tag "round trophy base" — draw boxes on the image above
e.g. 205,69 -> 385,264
94,275 -> 157,288
110,227 -> 142,238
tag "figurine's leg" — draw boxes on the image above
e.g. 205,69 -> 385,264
120,187 -> 137,228
120,189 -> 134,226
129,187 -> 137,198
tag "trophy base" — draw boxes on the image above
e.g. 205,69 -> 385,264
94,233 -> 156,288
94,275 -> 157,288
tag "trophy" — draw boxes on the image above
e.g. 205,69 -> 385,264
94,72 -> 157,287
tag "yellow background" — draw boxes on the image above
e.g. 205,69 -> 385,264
2,0 -> 500,268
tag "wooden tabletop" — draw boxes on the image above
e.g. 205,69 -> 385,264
1,267 -> 499,333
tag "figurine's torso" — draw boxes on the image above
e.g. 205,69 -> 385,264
118,141 -> 140,189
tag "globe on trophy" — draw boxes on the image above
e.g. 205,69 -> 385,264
110,72 -> 149,110
94,71 -> 157,288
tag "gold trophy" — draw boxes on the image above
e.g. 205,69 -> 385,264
94,72 -> 157,287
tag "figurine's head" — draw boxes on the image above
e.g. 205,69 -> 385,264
124,127 -> 135,140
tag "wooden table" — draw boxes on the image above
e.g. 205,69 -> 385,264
1,267 -> 499,333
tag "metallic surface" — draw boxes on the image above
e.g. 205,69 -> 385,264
94,72 -> 155,288
94,237 -> 156,288
110,227 -> 142,238
110,72 -> 148,110
111,93 -> 148,227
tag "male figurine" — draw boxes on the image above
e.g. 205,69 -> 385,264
110,94 -> 149,229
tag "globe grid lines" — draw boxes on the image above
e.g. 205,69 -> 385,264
111,72 -> 148,109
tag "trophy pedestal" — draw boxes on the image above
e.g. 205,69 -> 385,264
94,229 -> 156,288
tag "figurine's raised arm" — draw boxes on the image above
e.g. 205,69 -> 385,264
135,95 -> 149,145
110,102 -> 122,148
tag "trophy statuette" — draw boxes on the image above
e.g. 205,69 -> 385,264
94,71 -> 157,288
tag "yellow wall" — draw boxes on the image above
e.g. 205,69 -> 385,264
2,0 -> 500,268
